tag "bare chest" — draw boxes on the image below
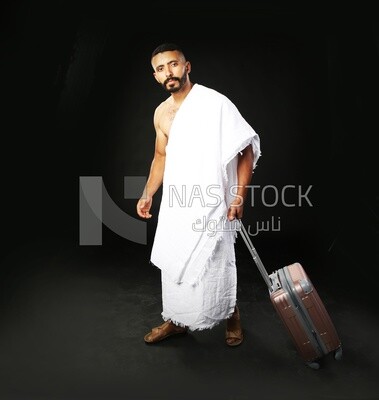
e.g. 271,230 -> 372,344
160,105 -> 179,139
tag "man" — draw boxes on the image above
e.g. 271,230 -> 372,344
136,43 -> 261,346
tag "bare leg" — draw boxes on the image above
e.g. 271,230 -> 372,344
225,305 -> 243,347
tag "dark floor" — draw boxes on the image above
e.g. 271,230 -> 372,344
0,233 -> 378,400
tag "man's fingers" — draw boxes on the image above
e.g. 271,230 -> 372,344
137,199 -> 152,219
228,205 -> 243,221
137,209 -> 152,219
227,207 -> 237,221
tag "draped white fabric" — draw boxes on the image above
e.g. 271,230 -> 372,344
161,232 -> 237,331
151,83 -> 261,287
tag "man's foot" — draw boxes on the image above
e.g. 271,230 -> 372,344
144,320 -> 188,344
226,305 -> 243,347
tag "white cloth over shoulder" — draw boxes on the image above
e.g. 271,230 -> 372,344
150,83 -> 261,286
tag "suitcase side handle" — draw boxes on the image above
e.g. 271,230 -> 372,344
238,219 -> 273,290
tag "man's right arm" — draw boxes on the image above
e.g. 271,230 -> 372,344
136,114 -> 167,219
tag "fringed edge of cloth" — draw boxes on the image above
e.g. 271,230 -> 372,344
222,136 -> 261,184
161,298 -> 237,332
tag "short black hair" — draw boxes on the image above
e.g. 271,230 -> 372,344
151,42 -> 184,59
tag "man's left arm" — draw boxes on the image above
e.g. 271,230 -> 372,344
227,144 -> 254,221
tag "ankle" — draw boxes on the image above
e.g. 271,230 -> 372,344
232,306 -> 240,319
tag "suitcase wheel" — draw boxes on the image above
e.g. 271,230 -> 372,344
334,346 -> 343,361
306,361 -> 320,370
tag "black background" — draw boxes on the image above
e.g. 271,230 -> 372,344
1,1 -> 378,399
1,0 -> 378,294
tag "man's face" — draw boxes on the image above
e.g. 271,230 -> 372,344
151,50 -> 189,93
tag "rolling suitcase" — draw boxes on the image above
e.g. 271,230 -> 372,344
238,220 -> 343,369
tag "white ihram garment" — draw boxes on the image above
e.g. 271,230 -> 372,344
150,84 -> 261,331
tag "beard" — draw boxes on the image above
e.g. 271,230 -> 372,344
161,71 -> 188,93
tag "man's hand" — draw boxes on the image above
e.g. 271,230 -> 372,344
227,197 -> 244,221
137,195 -> 153,219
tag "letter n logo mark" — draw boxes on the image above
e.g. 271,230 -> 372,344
79,176 -> 147,245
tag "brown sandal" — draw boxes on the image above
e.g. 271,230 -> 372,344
144,320 -> 188,344
226,306 -> 243,347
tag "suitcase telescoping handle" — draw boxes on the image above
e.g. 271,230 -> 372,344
238,219 -> 272,289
